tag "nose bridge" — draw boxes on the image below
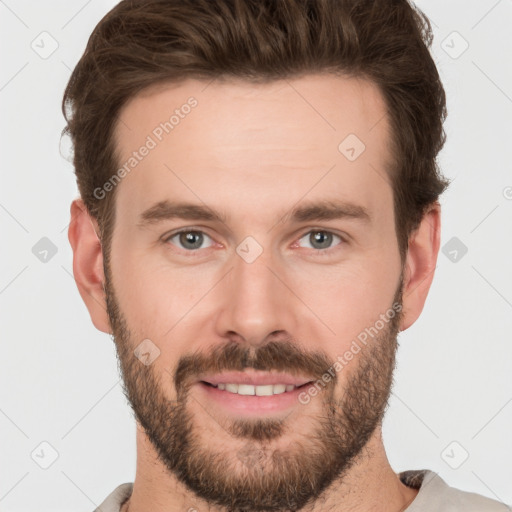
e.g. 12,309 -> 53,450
214,238 -> 297,345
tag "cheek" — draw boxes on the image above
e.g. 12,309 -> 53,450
119,272 -> 193,331
116,255 -> 398,323
110,246 -> 219,364
288,257 -> 400,345
110,224 -> 401,377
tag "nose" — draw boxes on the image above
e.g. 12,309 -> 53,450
213,242 -> 299,348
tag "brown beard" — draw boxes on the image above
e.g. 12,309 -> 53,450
104,263 -> 403,512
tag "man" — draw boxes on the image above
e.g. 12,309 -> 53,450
64,0 -> 509,511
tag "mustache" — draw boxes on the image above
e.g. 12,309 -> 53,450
173,339 -> 336,395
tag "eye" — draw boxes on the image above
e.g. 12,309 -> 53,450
162,228 -> 345,256
296,230 -> 344,253
164,229 -> 215,252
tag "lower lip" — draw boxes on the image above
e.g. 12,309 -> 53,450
195,382 -> 312,416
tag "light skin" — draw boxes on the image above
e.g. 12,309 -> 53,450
68,74 -> 441,512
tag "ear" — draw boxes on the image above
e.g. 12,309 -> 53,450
68,198 -> 111,334
399,202 -> 441,331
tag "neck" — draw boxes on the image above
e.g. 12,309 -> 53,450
121,424 -> 419,512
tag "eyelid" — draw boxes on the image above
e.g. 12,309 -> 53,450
162,227 -> 216,248
162,226 -> 347,254
294,228 -> 346,251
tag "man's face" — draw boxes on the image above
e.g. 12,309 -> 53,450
105,75 -> 404,510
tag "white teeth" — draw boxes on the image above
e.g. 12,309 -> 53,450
225,383 -> 239,393
238,384 -> 256,395
255,385 -> 274,396
212,383 -> 299,396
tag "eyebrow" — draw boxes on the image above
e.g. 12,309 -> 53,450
137,198 -> 371,229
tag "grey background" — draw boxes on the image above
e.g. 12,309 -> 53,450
1,0 -> 511,510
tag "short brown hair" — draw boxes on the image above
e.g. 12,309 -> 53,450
62,0 -> 449,264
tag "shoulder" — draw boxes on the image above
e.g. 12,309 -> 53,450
400,469 -> 510,512
93,483 -> 133,512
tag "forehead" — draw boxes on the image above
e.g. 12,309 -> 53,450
112,74 -> 394,228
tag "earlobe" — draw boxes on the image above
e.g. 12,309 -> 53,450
68,198 -> 112,334
399,202 -> 441,331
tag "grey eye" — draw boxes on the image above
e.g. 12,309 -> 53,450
299,230 -> 341,251
168,230 -> 213,251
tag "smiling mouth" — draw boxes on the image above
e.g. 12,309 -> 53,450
200,381 -> 313,396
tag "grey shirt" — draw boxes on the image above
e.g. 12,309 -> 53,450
94,469 -> 510,511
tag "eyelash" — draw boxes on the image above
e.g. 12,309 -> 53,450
162,228 -> 346,257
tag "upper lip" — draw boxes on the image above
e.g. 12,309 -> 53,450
198,370 -> 315,387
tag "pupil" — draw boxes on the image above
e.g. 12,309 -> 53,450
180,231 -> 202,249
178,232 -> 331,250
312,231 -> 331,249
